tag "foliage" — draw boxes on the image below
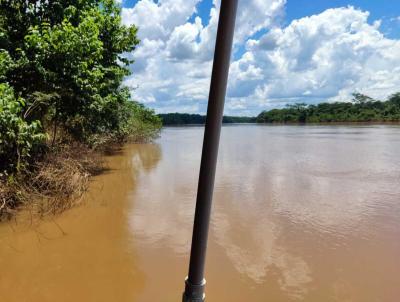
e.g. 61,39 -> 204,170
159,113 -> 256,125
0,0 -> 160,175
223,115 -> 257,123
159,113 -> 206,125
256,94 -> 400,123
0,84 -> 46,173
120,101 -> 162,141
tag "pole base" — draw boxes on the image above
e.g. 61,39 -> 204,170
182,277 -> 206,302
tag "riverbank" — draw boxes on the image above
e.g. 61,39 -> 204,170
0,144 -> 98,220
0,143 -> 152,302
0,1 -> 164,220
0,129 -> 160,221
256,121 -> 400,126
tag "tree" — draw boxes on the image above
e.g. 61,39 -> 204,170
0,83 -> 46,173
388,92 -> 400,106
256,93 -> 400,124
352,93 -> 374,104
0,0 -> 160,173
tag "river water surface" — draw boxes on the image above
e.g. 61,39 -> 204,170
1,125 -> 400,302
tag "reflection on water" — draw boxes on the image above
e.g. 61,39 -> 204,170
1,125 -> 400,302
129,125 -> 400,302
0,144 -> 161,302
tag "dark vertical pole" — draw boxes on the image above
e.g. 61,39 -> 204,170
182,1 -> 238,301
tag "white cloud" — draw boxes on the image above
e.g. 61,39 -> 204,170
228,6 -> 400,113
121,0 -> 201,40
166,17 -> 203,60
122,0 -> 285,114
121,2 -> 400,115
234,0 -> 286,44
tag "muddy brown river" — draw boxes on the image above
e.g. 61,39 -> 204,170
1,125 -> 400,302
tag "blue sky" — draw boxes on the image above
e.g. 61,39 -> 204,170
120,0 -> 400,115
124,0 -> 400,32
285,1 -> 400,38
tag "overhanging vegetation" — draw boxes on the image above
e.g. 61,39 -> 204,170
0,0 -> 161,218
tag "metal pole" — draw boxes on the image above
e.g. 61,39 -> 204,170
182,1 -> 238,301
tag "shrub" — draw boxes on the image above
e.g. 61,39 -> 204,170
0,83 -> 46,174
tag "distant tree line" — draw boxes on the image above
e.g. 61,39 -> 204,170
257,93 -> 400,123
159,113 -> 256,125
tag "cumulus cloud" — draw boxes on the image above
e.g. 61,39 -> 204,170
121,1 -> 400,115
231,6 -> 400,112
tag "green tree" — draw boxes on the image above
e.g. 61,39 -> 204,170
352,93 -> 374,104
0,83 -> 46,173
257,93 -> 400,124
0,0 -> 160,173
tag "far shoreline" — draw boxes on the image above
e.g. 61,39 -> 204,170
162,121 -> 400,127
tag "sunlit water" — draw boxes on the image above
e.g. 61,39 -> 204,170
1,125 -> 400,302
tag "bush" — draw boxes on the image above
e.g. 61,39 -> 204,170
122,101 -> 162,142
0,83 -> 46,174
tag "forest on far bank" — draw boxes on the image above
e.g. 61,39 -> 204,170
256,93 -> 400,123
159,113 -> 256,125
159,93 -> 400,125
